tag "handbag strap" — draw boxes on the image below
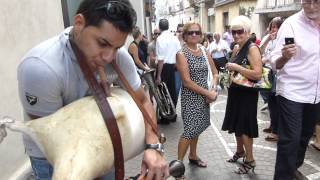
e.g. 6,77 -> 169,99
200,46 -> 212,83
200,46 -> 210,69
111,62 -> 162,141
69,39 -> 124,180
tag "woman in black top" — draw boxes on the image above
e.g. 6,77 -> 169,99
222,15 -> 262,174
128,26 -> 150,73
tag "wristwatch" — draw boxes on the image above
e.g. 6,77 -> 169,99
145,143 -> 165,155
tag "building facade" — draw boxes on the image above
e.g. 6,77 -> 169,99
158,0 -> 300,38
162,0 -> 258,34
254,0 -> 301,38
214,0 -> 258,34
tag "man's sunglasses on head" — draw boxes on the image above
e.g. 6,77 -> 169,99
93,1 -> 137,26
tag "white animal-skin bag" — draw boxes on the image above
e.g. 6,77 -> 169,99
0,87 -> 145,180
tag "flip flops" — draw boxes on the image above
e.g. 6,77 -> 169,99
189,158 -> 207,168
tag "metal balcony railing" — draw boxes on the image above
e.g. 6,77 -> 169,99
214,0 -> 235,7
266,0 -> 299,8
256,0 -> 301,13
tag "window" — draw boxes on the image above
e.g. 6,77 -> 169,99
61,0 -> 82,27
223,11 -> 229,28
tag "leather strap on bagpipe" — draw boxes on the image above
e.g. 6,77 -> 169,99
69,39 -> 124,180
111,62 -> 163,142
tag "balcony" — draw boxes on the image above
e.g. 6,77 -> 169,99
214,0 -> 235,7
255,0 -> 301,14
168,6 -> 176,15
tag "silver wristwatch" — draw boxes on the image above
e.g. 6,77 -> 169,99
145,143 -> 165,155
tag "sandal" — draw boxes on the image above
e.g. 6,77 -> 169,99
227,151 -> 245,163
265,134 -> 278,141
175,175 -> 187,180
126,173 -> 140,180
263,127 -> 272,133
188,157 -> 207,168
235,160 -> 256,174
311,143 -> 320,151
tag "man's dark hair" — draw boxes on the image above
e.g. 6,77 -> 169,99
225,25 -> 230,31
177,23 -> 184,30
159,19 -> 169,31
249,33 -> 257,43
76,0 -> 136,33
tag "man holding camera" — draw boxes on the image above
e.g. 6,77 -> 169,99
270,1 -> 320,179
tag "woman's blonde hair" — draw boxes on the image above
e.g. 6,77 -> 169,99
230,15 -> 252,33
182,22 -> 202,41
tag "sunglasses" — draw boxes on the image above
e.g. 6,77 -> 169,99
93,1 -> 137,27
154,33 -> 160,36
187,31 -> 202,36
231,29 -> 245,35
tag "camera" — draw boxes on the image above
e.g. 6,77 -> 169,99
285,37 -> 294,45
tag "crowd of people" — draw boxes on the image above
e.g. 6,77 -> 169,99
16,0 -> 319,179
129,0 -> 319,179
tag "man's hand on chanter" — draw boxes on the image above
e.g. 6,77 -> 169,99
139,149 -> 169,180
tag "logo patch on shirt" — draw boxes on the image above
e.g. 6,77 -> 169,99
26,93 -> 38,106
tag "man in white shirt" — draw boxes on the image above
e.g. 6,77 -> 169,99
156,19 -> 181,123
223,25 -> 233,48
208,32 -> 230,72
270,1 -> 320,179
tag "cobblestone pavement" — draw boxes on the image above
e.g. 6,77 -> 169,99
125,90 -> 320,180
19,91 -> 320,180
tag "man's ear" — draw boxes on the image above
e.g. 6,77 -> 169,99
73,14 -> 86,33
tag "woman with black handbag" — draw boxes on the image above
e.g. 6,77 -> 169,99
221,15 -> 262,174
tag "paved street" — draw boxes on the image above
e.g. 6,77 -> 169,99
7,90 -> 320,180
125,90 -> 320,180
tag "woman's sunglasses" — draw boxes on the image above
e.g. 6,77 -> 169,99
231,29 -> 245,35
187,31 -> 202,36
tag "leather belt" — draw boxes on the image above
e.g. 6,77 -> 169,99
69,39 -> 124,180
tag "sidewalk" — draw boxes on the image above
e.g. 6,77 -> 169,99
14,91 -> 320,180
125,91 -> 320,180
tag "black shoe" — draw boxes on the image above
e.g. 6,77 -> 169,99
170,114 -> 177,122
227,151 -> 245,163
235,160 -> 256,174
158,118 -> 170,124
294,170 -> 307,180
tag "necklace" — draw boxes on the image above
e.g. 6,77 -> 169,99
186,45 -> 199,53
